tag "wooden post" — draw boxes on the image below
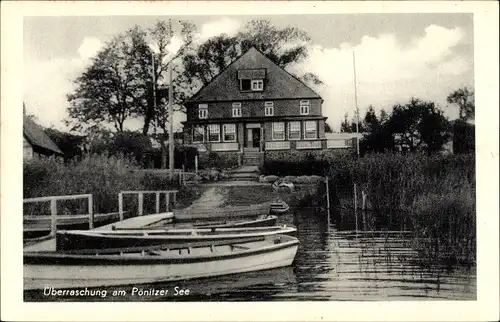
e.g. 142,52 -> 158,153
138,192 -> 144,216
118,193 -> 124,221
88,194 -> 94,230
325,176 -> 331,231
166,192 -> 170,212
361,189 -> 367,230
195,155 -> 198,175
156,192 -> 160,214
353,184 -> 358,233
173,191 -> 177,207
50,198 -> 57,238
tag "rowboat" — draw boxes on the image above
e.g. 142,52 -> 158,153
55,226 -> 297,251
23,212 -> 123,239
24,234 -> 300,290
173,202 -> 272,221
134,214 -> 278,230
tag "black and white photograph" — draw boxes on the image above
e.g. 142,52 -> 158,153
1,1 -> 498,321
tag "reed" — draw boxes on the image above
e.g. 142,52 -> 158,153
23,154 -> 200,216
340,153 -> 475,265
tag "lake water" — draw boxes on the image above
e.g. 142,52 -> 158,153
24,208 -> 476,302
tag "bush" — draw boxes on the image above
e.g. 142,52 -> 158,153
23,155 -> 181,215
198,152 -> 239,170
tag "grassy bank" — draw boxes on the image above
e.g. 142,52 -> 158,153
23,155 -> 203,217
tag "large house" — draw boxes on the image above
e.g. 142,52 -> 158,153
182,47 -> 327,165
23,116 -> 63,161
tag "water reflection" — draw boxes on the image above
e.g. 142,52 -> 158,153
24,208 -> 476,301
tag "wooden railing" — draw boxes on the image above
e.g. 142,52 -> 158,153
118,190 -> 179,221
23,194 -> 93,238
265,141 -> 291,150
211,142 -> 239,151
296,140 -> 322,149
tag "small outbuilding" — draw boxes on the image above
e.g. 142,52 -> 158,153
23,116 -> 64,161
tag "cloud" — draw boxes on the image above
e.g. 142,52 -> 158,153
290,24 -> 472,131
198,18 -> 242,41
77,36 -> 103,60
24,37 -> 102,129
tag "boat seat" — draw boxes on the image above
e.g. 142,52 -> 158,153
230,244 -> 250,251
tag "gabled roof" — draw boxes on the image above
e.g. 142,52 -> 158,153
185,47 -> 322,104
23,116 -> 63,155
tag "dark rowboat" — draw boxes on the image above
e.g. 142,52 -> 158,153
24,234 -> 300,290
55,226 -> 297,251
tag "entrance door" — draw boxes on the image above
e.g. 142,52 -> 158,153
251,128 -> 260,148
246,128 -> 261,149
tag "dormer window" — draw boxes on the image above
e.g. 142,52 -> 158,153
238,69 -> 266,92
240,79 -> 251,91
198,104 -> 208,119
251,80 -> 264,91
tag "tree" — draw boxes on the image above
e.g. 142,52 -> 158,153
387,98 -> 450,154
324,122 -> 333,133
45,128 -> 86,161
446,87 -> 475,121
340,112 -> 365,133
180,20 -> 320,97
363,105 -> 379,132
67,34 -> 143,132
67,20 -> 196,136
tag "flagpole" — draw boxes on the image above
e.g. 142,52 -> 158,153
152,51 -> 157,129
168,63 -> 174,180
353,50 -> 360,157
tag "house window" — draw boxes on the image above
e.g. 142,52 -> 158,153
198,104 -> 208,119
300,100 -> 310,115
251,80 -> 264,91
223,124 -> 236,142
288,121 -> 301,140
264,102 -> 274,116
272,122 -> 285,141
193,125 -> 205,143
240,79 -> 251,91
208,124 -> 220,142
232,102 -> 242,117
304,121 -> 317,139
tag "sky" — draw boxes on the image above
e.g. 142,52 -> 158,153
23,13 -> 474,132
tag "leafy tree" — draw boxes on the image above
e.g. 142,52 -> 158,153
340,112 -> 365,133
324,122 -> 333,133
363,105 -> 379,132
387,98 -> 450,154
453,120 -> 475,154
447,87 -> 475,121
45,128 -> 86,161
67,20 -> 195,136
360,106 -> 394,154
